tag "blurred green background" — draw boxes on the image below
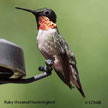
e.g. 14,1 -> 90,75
0,0 -> 108,108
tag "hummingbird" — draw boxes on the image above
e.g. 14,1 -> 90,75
16,7 -> 85,97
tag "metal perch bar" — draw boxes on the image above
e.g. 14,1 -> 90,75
0,71 -> 51,84
0,59 -> 53,84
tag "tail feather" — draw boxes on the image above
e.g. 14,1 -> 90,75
70,73 -> 85,97
76,85 -> 85,98
75,78 -> 85,98
69,81 -> 85,97
70,64 -> 85,97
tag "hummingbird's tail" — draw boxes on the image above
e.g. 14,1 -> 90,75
69,80 -> 85,98
76,79 -> 85,98
70,65 -> 85,98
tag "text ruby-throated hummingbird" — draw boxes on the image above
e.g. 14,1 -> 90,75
16,7 -> 85,97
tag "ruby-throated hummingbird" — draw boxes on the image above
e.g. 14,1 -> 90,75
16,7 -> 85,97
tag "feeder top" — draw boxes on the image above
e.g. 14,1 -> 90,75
0,38 -> 22,49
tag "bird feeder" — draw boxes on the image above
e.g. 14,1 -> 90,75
0,39 -> 52,84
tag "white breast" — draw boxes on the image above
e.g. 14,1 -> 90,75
36,29 -> 56,49
37,28 -> 56,41
36,28 -> 57,58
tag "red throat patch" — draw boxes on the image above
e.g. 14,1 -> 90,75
38,16 -> 56,30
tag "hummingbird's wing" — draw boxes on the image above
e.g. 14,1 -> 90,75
53,32 -> 85,97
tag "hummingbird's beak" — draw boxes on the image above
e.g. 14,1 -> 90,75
16,7 -> 37,15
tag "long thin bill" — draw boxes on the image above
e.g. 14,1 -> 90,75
16,7 -> 35,14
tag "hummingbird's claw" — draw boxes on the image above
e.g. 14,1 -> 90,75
38,59 -> 53,74
45,59 -> 53,66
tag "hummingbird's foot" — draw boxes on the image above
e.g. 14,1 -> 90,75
45,59 -> 53,67
38,59 -> 53,74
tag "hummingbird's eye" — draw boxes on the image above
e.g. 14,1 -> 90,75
44,11 -> 50,15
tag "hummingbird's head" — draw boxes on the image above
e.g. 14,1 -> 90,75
16,7 -> 57,30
